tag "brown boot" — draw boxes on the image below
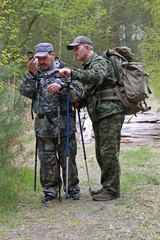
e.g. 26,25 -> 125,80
93,192 -> 115,201
91,188 -> 103,196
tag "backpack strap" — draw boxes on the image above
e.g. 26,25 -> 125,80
139,100 -> 151,113
136,72 -> 152,94
104,50 -> 126,85
109,56 -> 122,84
96,88 -> 119,101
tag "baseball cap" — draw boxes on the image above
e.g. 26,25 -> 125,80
67,36 -> 93,50
34,43 -> 54,57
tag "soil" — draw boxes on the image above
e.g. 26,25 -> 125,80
1,95 -> 160,240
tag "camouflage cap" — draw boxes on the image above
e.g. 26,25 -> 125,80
34,43 -> 54,57
67,36 -> 93,50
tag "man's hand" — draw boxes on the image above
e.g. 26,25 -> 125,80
54,68 -> 71,77
28,58 -> 38,75
47,83 -> 62,93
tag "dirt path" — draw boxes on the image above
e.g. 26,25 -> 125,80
76,94 -> 160,146
1,96 -> 160,240
1,143 -> 160,240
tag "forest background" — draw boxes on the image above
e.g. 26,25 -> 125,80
0,0 -> 160,221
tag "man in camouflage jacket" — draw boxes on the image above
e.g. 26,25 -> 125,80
56,36 -> 125,201
20,43 -> 82,203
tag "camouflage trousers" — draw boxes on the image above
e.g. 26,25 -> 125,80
38,134 -> 80,197
93,112 -> 125,197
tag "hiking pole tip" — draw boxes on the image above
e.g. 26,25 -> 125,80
89,187 -> 92,196
65,193 -> 70,199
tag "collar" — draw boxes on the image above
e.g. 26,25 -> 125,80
81,52 -> 97,68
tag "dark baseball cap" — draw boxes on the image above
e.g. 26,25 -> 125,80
67,36 -> 93,50
34,43 -> 54,57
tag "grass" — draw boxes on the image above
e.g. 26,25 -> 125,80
0,165 -> 41,221
0,141 -> 160,239
120,145 -> 160,196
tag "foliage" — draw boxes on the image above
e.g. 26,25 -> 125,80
93,0 -> 151,54
0,88 -> 26,167
0,0 -> 153,166
0,0 -> 151,72
140,0 -> 160,98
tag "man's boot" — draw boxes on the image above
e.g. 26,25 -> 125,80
91,187 -> 103,196
93,192 -> 116,201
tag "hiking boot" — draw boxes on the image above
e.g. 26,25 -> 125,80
69,192 -> 80,200
91,188 -> 103,196
93,192 -> 115,201
41,194 -> 57,203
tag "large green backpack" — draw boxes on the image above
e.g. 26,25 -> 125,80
101,46 -> 152,115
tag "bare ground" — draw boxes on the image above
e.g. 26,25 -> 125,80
1,95 -> 160,240
1,142 -> 160,240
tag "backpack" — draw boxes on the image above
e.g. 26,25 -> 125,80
102,46 -> 152,115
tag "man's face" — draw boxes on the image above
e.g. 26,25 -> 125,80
73,44 -> 88,62
37,52 -> 55,70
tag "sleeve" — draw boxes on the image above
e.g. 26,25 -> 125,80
19,70 -> 37,99
60,77 -> 83,103
71,57 -> 108,86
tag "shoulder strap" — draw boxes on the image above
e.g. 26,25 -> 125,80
136,72 -> 152,94
109,56 -> 122,84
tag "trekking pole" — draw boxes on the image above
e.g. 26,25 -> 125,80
77,109 -> 92,194
57,91 -> 61,202
34,68 -> 46,191
34,136 -> 38,191
34,79 -> 41,191
65,78 -> 71,199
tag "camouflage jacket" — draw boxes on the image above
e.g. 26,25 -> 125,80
20,58 -> 83,137
72,52 -> 124,122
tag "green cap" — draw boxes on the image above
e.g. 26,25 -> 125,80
67,36 -> 93,50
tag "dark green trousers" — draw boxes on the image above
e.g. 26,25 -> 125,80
93,112 -> 124,197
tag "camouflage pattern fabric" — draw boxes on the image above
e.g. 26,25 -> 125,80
19,58 -> 82,196
38,134 -> 79,196
20,61 -> 83,138
72,52 -> 125,197
93,113 -> 124,197
72,52 -> 124,122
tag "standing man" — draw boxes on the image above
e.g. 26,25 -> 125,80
56,36 -> 125,201
20,43 -> 82,203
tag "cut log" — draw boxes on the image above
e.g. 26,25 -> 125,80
121,113 -> 160,145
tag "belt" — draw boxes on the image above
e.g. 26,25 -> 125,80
39,109 -> 73,119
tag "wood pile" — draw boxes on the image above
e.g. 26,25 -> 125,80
76,110 -> 160,146
121,113 -> 160,145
